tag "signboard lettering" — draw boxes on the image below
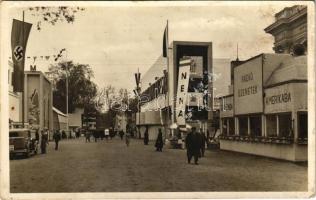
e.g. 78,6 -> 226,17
234,56 -> 263,115
265,92 -> 291,105
176,60 -> 191,125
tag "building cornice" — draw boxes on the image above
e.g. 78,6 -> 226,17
264,7 -> 307,34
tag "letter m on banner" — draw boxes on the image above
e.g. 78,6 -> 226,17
11,19 -> 32,92
175,58 -> 191,125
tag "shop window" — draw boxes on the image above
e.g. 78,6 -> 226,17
266,115 -> 277,137
278,113 -> 292,137
228,118 -> 235,135
298,112 -> 307,139
222,119 -> 228,136
238,116 -> 248,136
250,115 -> 262,137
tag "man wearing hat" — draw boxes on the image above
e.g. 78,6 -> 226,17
185,127 -> 200,165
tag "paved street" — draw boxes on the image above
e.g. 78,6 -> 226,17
10,137 -> 307,193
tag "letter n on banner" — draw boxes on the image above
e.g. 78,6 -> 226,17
176,59 -> 191,125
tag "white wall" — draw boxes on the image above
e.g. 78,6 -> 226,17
9,92 -> 21,122
69,108 -> 84,127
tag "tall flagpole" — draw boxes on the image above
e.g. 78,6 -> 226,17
166,20 -> 171,138
22,10 -> 25,128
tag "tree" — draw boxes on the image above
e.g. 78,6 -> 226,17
27,6 -> 85,31
47,60 -> 99,114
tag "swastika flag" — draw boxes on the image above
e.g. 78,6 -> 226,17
11,19 -> 32,92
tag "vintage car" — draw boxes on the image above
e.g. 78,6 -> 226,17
9,128 -> 38,158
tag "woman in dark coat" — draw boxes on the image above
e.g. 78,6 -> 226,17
155,129 -> 164,152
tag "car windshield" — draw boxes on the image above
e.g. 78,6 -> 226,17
9,131 -> 29,138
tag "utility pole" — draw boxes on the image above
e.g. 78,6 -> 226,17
65,51 -> 69,134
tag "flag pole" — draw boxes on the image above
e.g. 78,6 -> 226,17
22,10 -> 25,128
166,20 -> 171,139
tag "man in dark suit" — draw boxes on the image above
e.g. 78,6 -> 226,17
185,127 -> 200,165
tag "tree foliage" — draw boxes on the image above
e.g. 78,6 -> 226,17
28,6 -> 85,30
48,61 -> 99,114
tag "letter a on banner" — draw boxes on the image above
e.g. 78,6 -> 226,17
175,59 -> 191,125
11,19 -> 32,92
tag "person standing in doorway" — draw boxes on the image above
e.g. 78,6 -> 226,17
185,127 -> 200,165
155,129 -> 164,152
53,130 -> 61,150
144,126 -> 149,145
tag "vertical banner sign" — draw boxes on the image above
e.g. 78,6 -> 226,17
11,19 -> 32,92
176,59 -> 191,125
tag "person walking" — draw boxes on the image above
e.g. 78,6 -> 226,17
119,130 -> 124,140
155,129 -> 164,152
75,129 -> 80,138
85,130 -> 91,142
144,126 -> 149,145
185,127 -> 200,165
62,130 -> 66,139
68,130 -> 72,139
53,130 -> 61,150
93,130 -> 98,142
40,130 -> 49,154
125,130 -> 131,147
109,128 -> 114,140
35,129 -> 40,141
199,128 -> 207,157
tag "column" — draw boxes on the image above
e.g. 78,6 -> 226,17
227,118 -> 230,136
276,115 -> 279,137
220,118 -> 223,135
235,117 -> 239,135
264,115 -> 267,137
247,116 -> 250,135
23,73 -> 28,123
39,74 -> 43,131
293,112 -> 297,141
261,115 -> 265,137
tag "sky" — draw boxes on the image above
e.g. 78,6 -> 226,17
4,2 -> 295,92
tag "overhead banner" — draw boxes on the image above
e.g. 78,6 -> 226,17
11,19 -> 32,92
176,59 -> 191,125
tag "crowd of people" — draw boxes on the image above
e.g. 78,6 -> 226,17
185,127 -> 208,165
142,125 -> 209,165
37,125 -> 211,166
